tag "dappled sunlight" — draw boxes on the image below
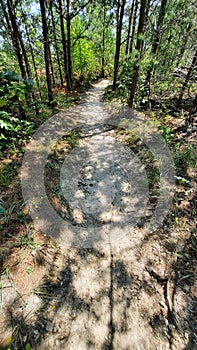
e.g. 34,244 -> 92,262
1,79 -> 196,350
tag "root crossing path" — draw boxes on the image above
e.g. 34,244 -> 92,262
2,80 -> 190,350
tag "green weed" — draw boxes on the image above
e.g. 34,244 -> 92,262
66,129 -> 80,148
174,145 -> 197,170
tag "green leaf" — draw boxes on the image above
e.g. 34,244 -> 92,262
0,206 -> 5,215
25,343 -> 31,350
0,120 -> 12,130
0,100 -> 7,107
26,267 -> 33,274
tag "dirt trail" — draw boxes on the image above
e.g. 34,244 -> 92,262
0,80 -> 196,350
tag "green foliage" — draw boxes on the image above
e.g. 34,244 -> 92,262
0,70 -> 34,150
66,129 -> 80,149
174,145 -> 197,171
0,163 -> 18,188
158,125 -> 171,143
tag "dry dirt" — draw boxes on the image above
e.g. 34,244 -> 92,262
0,80 -> 196,350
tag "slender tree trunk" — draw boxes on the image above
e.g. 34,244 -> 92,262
129,0 -> 138,55
18,30 -> 32,80
50,0 -> 64,86
0,0 -> 19,67
18,7 -> 40,114
101,0 -> 106,77
162,34 -> 171,67
7,0 -> 26,79
152,0 -> 167,53
140,0 -> 151,54
125,0 -> 134,58
39,0 -> 54,105
193,94 -> 197,112
113,0 -> 126,91
48,42 -> 56,86
177,49 -> 197,107
176,23 -> 192,67
8,0 -> 32,81
66,0 -> 72,87
128,0 -> 147,108
0,0 -> 12,36
145,0 -> 168,86
58,0 -> 71,90
23,16 -> 42,101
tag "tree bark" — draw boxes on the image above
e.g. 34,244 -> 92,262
125,0 -> 134,58
101,0 -> 106,77
145,0 -> 168,86
58,0 -> 71,90
39,0 -> 54,105
23,13 -> 42,100
128,0 -> 147,108
7,0 -> 27,79
176,23 -> 192,67
129,0 -> 138,55
50,0 -> 64,86
177,49 -> 197,107
66,0 -> 72,87
113,0 -> 126,91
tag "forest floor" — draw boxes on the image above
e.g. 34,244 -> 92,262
0,80 -> 196,350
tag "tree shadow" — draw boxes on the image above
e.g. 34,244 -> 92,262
0,81 -> 196,350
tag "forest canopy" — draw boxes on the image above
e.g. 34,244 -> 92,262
0,0 -> 196,149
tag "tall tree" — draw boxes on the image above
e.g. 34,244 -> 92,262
176,23 -> 192,67
129,0 -> 138,55
50,0 -> 64,86
145,0 -> 168,87
6,0 -> 27,79
128,0 -> 147,108
125,0 -> 134,58
177,49 -> 197,107
101,0 -> 106,77
66,0 -> 72,87
113,0 -> 127,91
39,0 -> 54,104
58,0 -> 71,90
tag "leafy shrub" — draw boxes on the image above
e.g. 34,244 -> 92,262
0,70 -> 34,150
174,145 -> 197,175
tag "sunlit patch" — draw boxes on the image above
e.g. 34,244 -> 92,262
72,208 -> 84,224
121,181 -> 131,192
99,211 -> 112,222
74,189 -> 85,199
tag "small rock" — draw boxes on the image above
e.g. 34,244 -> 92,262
46,321 -> 53,332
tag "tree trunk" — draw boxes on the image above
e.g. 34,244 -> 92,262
145,0 -> 168,87
48,41 -> 56,86
140,0 -> 151,54
113,0 -> 126,91
23,15 -> 42,101
101,0 -> 106,78
58,0 -> 71,90
39,0 -> 54,105
125,0 -> 134,58
129,0 -> 138,55
50,0 -> 64,86
7,0 -> 26,79
66,0 -> 72,87
0,0 -> 12,35
177,49 -> 197,107
128,0 -> 147,108
176,23 -> 192,67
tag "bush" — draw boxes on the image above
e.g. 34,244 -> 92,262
0,70 -> 34,150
